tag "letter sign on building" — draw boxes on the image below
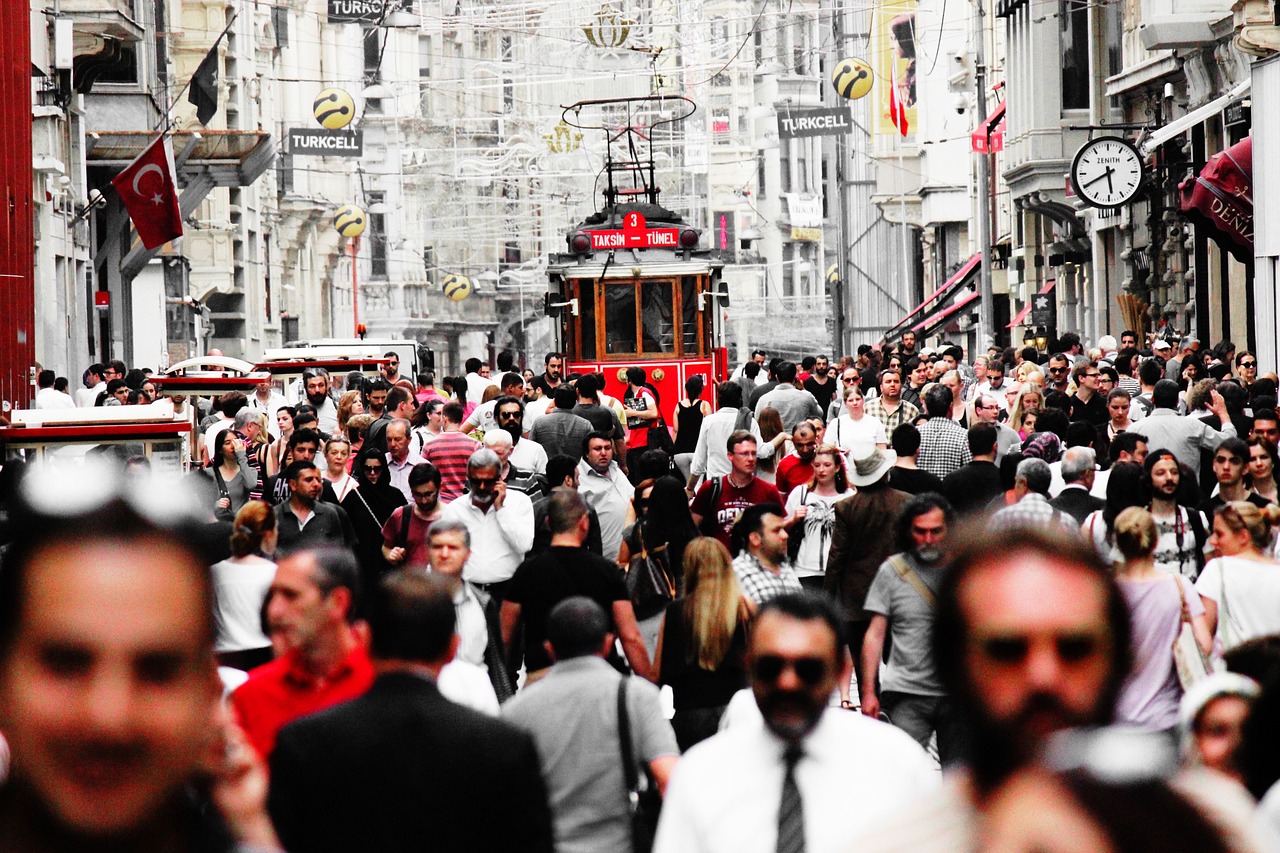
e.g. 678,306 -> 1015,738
777,106 -> 854,140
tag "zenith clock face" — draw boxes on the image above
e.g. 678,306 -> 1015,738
1070,137 -> 1144,208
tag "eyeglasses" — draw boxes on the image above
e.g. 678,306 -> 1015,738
364,465 -> 385,473
752,654 -> 828,686
842,376 -> 859,384
1084,372 -> 1100,378
974,632 -> 1105,666
1240,361 -> 1257,368
1048,367 -> 1068,374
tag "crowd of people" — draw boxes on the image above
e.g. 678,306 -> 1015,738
6,331 -> 1280,851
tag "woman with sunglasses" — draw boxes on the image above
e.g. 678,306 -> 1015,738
1196,501 -> 1280,652
1111,507 -> 1211,735
341,446 -> 407,585
653,537 -> 752,751
1247,437 -> 1279,506
201,428 -> 259,522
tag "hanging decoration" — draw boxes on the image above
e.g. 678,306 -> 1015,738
442,273 -> 472,301
544,121 -> 584,154
831,58 -> 875,100
333,204 -> 366,238
582,4 -> 633,48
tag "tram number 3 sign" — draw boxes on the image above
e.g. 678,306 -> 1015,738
590,212 -> 679,250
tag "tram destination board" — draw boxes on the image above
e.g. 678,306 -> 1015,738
589,228 -> 680,250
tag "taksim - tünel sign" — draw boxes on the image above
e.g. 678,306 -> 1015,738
777,107 -> 854,139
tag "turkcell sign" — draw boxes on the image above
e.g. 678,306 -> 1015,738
288,128 -> 364,157
590,228 -> 680,250
777,107 -> 854,139
328,0 -> 385,23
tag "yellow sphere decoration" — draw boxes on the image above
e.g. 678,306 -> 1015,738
333,205 -> 366,238
827,264 -> 840,285
831,58 -> 874,100
442,273 -> 472,301
313,88 -> 356,129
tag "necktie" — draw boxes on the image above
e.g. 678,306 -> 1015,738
777,744 -> 805,853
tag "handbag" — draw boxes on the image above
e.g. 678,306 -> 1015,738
647,414 -> 674,454
617,678 -> 661,853
787,486 -> 808,562
627,522 -> 676,620
1171,575 -> 1214,688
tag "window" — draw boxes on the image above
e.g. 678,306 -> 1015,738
418,35 -> 432,77
641,280 -> 674,353
681,276 -> 701,354
604,284 -> 638,353
367,192 -> 387,279
1060,0 -> 1089,110
276,153 -> 293,197
779,140 -> 792,194
577,280 -> 597,359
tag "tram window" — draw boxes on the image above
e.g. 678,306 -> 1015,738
578,280 -> 597,359
605,284 -> 638,353
641,280 -> 673,353
681,276 -> 699,355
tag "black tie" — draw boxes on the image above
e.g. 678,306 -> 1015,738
777,744 -> 805,853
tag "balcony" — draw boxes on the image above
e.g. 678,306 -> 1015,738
61,0 -> 145,44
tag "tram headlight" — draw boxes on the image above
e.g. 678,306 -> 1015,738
569,232 -> 592,255
679,229 -> 700,249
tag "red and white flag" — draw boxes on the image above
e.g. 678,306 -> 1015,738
888,78 -> 909,138
111,135 -> 183,250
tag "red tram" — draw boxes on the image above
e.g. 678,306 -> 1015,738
544,97 -> 728,423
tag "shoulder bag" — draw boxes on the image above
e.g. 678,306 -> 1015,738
211,466 -> 234,521
888,554 -> 936,609
617,678 -> 661,853
647,405 -> 675,455
787,486 -> 808,561
1171,575 -> 1215,688
627,522 -> 676,620
697,476 -> 723,537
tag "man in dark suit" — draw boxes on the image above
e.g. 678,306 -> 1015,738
1050,446 -> 1105,524
942,423 -> 1004,516
268,572 -> 554,853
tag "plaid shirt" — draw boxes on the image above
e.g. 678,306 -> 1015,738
990,493 -> 1079,535
732,553 -> 803,605
915,417 -> 972,479
866,397 -> 920,434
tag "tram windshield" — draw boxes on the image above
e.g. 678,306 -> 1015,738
573,275 -> 706,360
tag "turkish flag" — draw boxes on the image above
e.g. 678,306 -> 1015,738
111,135 -> 184,250
888,77 -> 909,138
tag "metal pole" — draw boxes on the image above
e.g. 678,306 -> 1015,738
974,0 -> 994,346
350,238 -> 360,336
833,0 -> 848,357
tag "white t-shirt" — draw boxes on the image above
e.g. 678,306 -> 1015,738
509,436 -> 548,475
784,486 -> 855,577
1195,555 -> 1280,649
825,415 -> 887,461
522,396 -> 553,434
210,557 -> 276,652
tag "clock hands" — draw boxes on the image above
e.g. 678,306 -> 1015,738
1082,166 -> 1115,190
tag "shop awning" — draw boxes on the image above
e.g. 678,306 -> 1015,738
884,252 -> 981,341
1178,136 -> 1252,264
1007,279 -> 1058,328
971,101 -> 1006,153
1140,80 -> 1250,156
914,290 -> 980,336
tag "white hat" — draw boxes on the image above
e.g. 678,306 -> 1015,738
848,446 -> 898,487
1152,339 -> 1172,352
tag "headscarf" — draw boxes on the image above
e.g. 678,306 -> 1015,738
343,446 -> 405,526
1021,431 -> 1062,464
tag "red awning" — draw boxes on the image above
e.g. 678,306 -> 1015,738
913,290 -> 980,335
1178,137 -> 1252,263
971,101 -> 1006,153
1007,279 -> 1058,328
884,252 -> 981,340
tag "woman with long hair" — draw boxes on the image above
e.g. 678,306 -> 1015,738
672,374 -> 712,482
211,501 -> 278,671
341,446 -> 407,589
266,405 -> 295,477
1009,386 -> 1043,439
1196,502 -> 1280,652
654,536 -> 752,750
1082,461 -> 1145,563
337,389 -> 365,437
784,444 -> 854,591
1247,437 -> 1279,506
201,428 -> 259,522
826,385 -> 887,464
618,475 -> 699,652
1110,507 -> 1212,732
755,406 -> 785,483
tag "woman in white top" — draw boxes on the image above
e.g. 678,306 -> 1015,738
826,385 -> 887,463
211,501 -> 278,671
323,435 -> 358,501
784,444 -> 855,590
1195,501 -> 1280,652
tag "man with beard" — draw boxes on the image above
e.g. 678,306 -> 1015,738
438,448 -> 534,601
860,494 -> 964,764
529,351 -> 564,399
496,396 -> 548,475
274,461 -> 357,553
859,525 -> 1133,851
1145,450 -> 1208,579
775,422 -> 819,499
653,592 -> 936,853
303,368 -> 339,434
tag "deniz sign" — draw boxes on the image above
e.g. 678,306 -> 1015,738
777,107 -> 853,139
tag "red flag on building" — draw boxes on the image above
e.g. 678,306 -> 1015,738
110,135 -> 183,250
888,78 -> 909,137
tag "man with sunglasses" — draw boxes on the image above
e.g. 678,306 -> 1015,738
654,592 -> 935,853
826,368 -> 862,421
861,525 -> 1132,851
1045,353 -> 1072,395
438,448 -> 534,602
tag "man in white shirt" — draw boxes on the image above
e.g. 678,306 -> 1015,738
34,370 -> 75,409
75,363 -> 107,408
385,419 -> 425,501
462,372 -> 526,434
247,378 -> 289,439
576,432 -> 635,561
439,448 -> 534,598
654,592 -> 936,853
494,398 -> 547,475
463,357 -> 499,407
302,368 -> 340,434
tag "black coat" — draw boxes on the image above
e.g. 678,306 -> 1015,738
269,672 -> 554,853
1050,486 -> 1106,524
941,460 -> 1004,516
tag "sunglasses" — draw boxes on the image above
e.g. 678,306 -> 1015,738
975,632 -> 1104,666
1241,361 -> 1257,368
364,465 -> 384,473
752,654 -> 828,686
1048,367 -> 1068,374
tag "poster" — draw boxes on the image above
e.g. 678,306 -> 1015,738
876,0 -> 918,137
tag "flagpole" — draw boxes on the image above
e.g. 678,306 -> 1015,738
156,9 -> 239,132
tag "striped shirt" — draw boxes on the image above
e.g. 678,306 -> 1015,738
421,431 -> 481,504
